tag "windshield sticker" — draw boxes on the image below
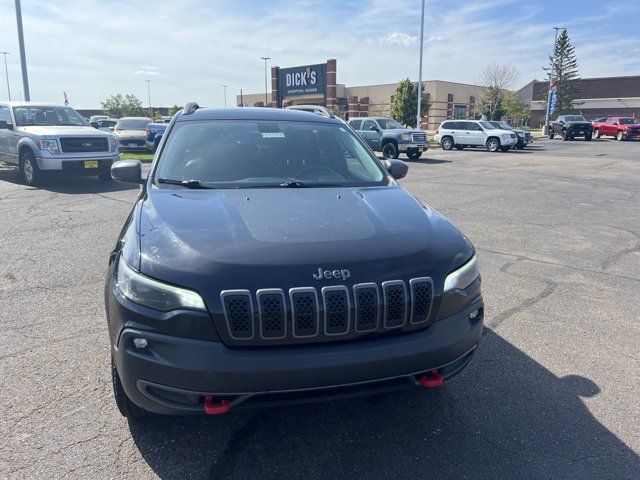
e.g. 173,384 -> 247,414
261,132 -> 285,138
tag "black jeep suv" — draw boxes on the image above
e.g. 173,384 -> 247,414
105,105 -> 483,417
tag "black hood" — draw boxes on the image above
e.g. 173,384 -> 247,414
136,186 -> 473,304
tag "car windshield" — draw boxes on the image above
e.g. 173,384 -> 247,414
155,120 -> 387,188
116,119 -> 150,130
13,106 -> 88,126
620,118 -> 639,125
479,121 -> 497,129
376,119 -> 403,129
565,115 -> 586,121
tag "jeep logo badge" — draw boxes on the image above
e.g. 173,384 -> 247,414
313,268 -> 351,281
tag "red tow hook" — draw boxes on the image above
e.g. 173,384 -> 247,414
204,396 -> 231,415
418,370 -> 443,388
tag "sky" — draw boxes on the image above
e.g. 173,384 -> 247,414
0,0 -> 639,109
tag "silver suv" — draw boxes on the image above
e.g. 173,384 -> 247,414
0,102 -> 119,185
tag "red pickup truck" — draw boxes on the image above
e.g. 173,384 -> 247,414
592,117 -> 640,141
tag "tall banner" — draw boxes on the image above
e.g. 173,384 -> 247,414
547,81 -> 557,118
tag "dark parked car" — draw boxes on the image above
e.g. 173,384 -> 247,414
489,121 -> 532,149
548,115 -> 593,141
105,105 -> 483,418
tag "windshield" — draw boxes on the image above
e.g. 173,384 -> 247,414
479,121 -> 497,130
494,121 -> 512,130
13,106 -> 88,127
377,119 -> 403,130
155,120 -> 387,188
565,115 -> 586,122
620,118 -> 639,125
116,118 -> 150,130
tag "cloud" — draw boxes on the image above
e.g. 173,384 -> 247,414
134,70 -> 161,76
383,32 -> 418,47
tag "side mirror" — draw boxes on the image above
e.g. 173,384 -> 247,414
383,159 -> 408,180
613,122 -> 618,126
90,121 -> 99,129
0,120 -> 13,130
369,124 -> 379,131
111,160 -> 143,184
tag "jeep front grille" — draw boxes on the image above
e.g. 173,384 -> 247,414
60,137 -> 108,153
219,277 -> 434,346
411,132 -> 427,143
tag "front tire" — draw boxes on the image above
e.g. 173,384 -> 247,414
562,130 -> 569,141
486,138 -> 500,152
19,150 -> 43,186
112,356 -> 148,419
382,142 -> 399,159
617,131 -> 624,141
548,131 -> 555,139
594,129 -> 601,139
406,150 -> 422,160
441,137 -> 454,150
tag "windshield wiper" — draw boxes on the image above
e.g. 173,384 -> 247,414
157,178 -> 215,189
279,179 -> 308,188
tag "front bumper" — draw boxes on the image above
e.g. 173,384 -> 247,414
398,142 -> 429,153
113,300 -> 483,414
36,154 -> 120,172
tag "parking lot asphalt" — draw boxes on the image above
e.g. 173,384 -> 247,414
1,138 -> 639,479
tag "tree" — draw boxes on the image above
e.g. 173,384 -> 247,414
502,90 -> 529,123
391,78 -> 429,128
169,104 -> 184,116
476,62 -> 519,120
101,93 -> 145,118
544,29 -> 580,116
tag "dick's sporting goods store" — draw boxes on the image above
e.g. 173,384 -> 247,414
237,59 -> 485,130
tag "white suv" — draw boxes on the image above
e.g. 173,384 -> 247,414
434,120 -> 517,152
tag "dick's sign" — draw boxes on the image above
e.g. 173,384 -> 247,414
278,63 -> 327,103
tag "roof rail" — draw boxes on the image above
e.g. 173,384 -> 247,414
285,104 -> 334,118
182,102 -> 200,115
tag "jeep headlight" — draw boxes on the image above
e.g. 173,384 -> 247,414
443,255 -> 479,293
108,136 -> 117,152
36,139 -> 60,155
116,256 -> 206,311
402,133 -> 411,141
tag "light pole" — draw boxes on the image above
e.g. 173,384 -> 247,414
544,26 -> 564,134
222,84 -> 228,107
145,79 -> 152,118
416,0 -> 425,129
261,56 -> 270,107
14,0 -> 30,101
0,52 -> 10,100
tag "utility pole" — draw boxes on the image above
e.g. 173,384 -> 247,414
145,79 -> 152,118
416,0 -> 425,129
222,84 -> 228,107
1,52 -> 10,100
14,0 -> 30,101
544,26 -> 564,134
261,56 -> 270,107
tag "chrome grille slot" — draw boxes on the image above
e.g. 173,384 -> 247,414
382,280 -> 408,328
290,288 -> 319,338
353,283 -> 380,332
322,286 -> 350,335
220,290 -> 254,339
409,277 -> 433,324
411,132 -> 427,143
257,289 -> 286,339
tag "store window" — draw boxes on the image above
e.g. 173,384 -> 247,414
453,105 -> 468,119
